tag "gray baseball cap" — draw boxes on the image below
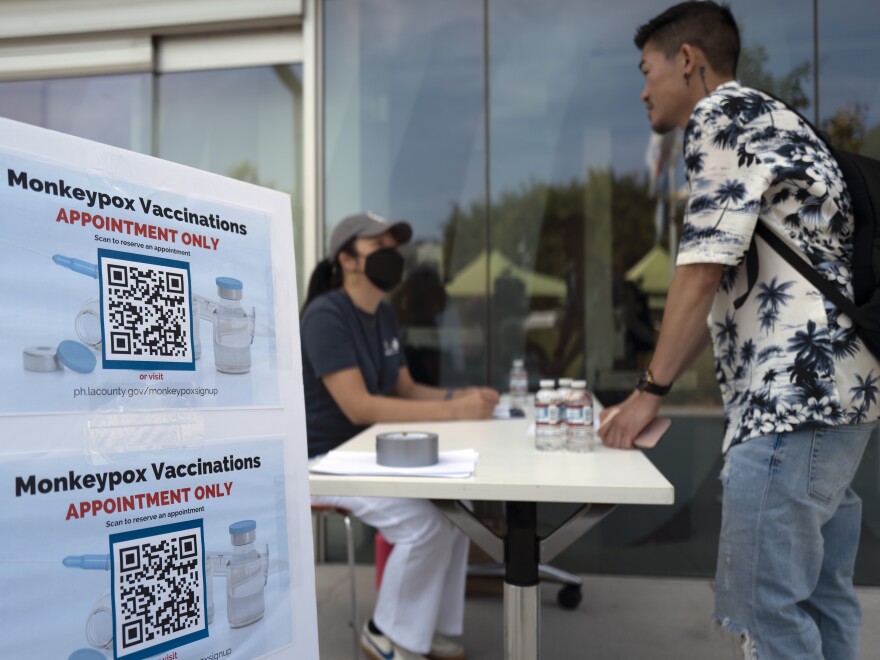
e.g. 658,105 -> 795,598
328,211 -> 413,260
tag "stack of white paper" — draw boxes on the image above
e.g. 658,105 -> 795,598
309,449 -> 478,478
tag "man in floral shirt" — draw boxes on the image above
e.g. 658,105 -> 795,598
598,2 -> 880,658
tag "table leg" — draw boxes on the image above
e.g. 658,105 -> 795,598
504,502 -> 539,660
505,583 -> 539,660
431,500 -> 616,660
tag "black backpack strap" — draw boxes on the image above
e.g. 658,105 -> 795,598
733,235 -> 759,310
834,148 -> 880,305
754,222 -> 863,324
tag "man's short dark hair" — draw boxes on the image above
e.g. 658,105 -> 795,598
634,1 -> 740,77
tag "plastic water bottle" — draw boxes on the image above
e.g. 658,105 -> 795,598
509,358 -> 529,409
226,520 -> 266,627
535,379 -> 563,451
557,378 -> 573,436
566,380 -> 594,452
213,277 -> 253,374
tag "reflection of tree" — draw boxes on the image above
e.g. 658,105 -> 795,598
227,160 -> 279,190
824,102 -> 867,152
864,124 -> 880,159
442,179 -> 584,282
440,46 -> 814,286
442,173 -> 654,285
822,101 -> 880,159
738,44 -> 811,111
737,41 -> 880,159
611,172 -> 658,270
440,171 -> 656,381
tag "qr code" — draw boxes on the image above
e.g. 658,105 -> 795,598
98,249 -> 195,371
110,520 -> 208,659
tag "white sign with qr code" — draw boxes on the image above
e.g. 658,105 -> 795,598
0,115 -> 318,660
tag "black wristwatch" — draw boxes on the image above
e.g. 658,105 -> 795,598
636,369 -> 672,396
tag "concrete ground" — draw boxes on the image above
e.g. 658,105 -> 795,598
314,564 -> 880,659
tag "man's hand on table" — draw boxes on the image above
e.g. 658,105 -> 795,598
597,390 -> 661,449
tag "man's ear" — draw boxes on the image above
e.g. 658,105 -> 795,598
679,43 -> 698,76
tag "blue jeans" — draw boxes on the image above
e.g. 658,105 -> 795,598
714,422 -> 877,660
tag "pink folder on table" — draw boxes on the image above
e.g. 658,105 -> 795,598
594,397 -> 671,449
632,417 -> 671,449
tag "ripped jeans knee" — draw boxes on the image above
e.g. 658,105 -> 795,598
713,617 -> 759,660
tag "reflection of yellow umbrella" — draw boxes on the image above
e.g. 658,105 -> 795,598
446,250 -> 567,298
625,245 -> 671,295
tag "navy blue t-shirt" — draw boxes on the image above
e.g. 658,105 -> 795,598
301,289 -> 405,457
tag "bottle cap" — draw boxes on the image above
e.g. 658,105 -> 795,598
513,358 -> 524,367
216,276 -> 244,300
56,340 -> 97,374
539,379 -> 555,388
572,380 -> 587,388
230,519 -> 257,545
558,378 -> 573,386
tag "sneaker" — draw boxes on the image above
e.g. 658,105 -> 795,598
427,634 -> 466,660
360,622 -> 428,660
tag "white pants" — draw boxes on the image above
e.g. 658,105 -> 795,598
312,495 -> 469,653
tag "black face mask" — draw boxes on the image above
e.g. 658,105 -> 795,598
361,247 -> 404,291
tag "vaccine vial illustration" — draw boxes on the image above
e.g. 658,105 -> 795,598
85,591 -> 113,649
75,297 -> 102,349
212,277 -> 253,374
226,520 -> 265,627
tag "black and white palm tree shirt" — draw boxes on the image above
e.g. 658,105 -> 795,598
678,81 -> 880,452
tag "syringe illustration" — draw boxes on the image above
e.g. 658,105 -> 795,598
51,255 -> 106,351
62,555 -> 113,649
63,554 -> 109,570
52,254 -> 98,279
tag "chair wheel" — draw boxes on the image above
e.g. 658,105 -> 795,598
557,584 -> 582,609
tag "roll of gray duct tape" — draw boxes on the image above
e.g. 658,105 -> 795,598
23,346 -> 60,372
376,431 -> 439,467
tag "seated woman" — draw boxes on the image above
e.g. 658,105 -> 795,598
302,211 -> 498,660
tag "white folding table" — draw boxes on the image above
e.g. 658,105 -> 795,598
309,418 -> 674,660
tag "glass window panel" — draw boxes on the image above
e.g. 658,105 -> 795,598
734,0 -> 815,116
155,65 -> 305,301
486,0 -> 717,581
819,0 -> 880,158
820,0 -> 880,586
488,0 -> 687,397
486,0 -> 839,582
320,0 -> 880,587
324,0 -> 488,387
487,0 -> 816,399
0,74 -> 151,152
